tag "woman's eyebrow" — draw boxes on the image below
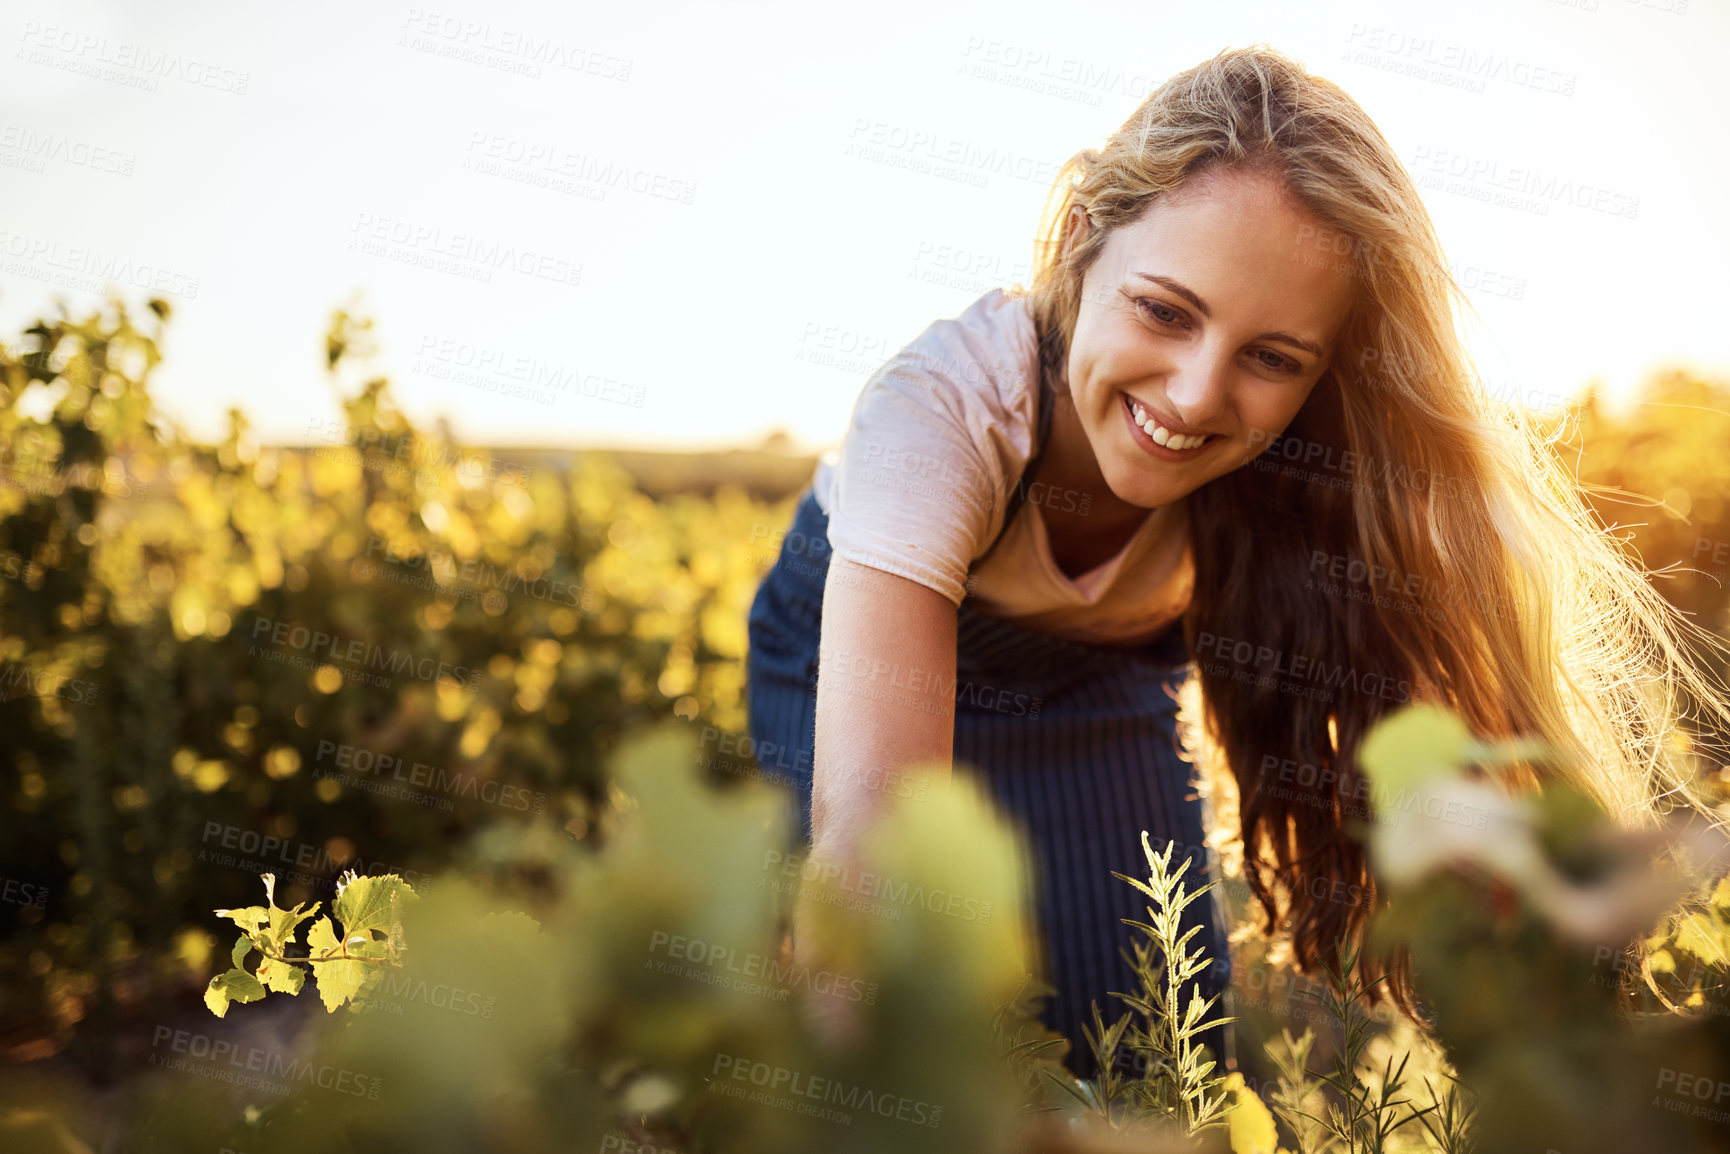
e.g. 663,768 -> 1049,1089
1133,271 -> 1324,358
1132,272 -> 1210,318
1262,332 -> 1324,357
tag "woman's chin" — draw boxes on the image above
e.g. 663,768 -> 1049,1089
1102,469 -> 1199,510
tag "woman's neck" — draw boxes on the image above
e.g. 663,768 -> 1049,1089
1030,392 -> 1160,579
1035,391 -> 1152,530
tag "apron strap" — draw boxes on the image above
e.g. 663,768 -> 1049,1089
971,365 -> 1056,574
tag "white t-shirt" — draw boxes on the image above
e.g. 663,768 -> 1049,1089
811,286 -> 1194,647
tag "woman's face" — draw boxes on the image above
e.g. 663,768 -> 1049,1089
1065,166 -> 1356,509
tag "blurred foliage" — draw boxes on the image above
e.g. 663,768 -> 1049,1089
141,726 -> 1193,1154
7,295 -> 1730,1152
1359,703 -> 1730,1154
0,295 -> 787,1075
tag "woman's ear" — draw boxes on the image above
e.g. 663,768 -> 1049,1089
1061,203 -> 1092,261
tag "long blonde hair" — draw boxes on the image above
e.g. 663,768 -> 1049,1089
1020,43 -> 1730,1010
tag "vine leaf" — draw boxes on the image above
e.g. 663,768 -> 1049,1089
307,916 -> 372,1013
212,905 -> 269,934
263,880 -> 319,957
334,871 -> 417,943
205,871 -> 418,1018
258,957 -> 306,995
205,967 -> 267,1018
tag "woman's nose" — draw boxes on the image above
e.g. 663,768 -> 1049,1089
1164,348 -> 1230,427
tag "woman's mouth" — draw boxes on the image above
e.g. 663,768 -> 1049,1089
1120,393 -> 1217,456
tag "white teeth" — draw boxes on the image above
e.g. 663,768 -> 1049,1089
1128,396 -> 1207,450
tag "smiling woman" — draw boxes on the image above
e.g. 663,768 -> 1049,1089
744,43 -> 1730,1080
1031,168 -> 1355,577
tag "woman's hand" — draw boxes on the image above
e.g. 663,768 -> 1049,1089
793,557 -> 960,1049
786,838 -> 870,1051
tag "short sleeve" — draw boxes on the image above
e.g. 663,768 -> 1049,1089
824,352 -> 1028,606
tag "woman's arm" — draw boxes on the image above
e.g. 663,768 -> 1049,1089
793,556 -> 957,1045
810,556 -> 958,859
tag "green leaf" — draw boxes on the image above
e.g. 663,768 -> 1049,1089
1711,874 -> 1730,913
204,968 -> 266,1018
257,958 -> 306,995
230,934 -> 253,970
1673,911 -> 1730,968
264,899 -> 318,957
1357,704 -> 1474,797
334,872 -> 417,943
213,906 -> 269,934
307,915 -> 370,1012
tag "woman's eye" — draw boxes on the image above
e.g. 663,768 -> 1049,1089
1135,298 -> 1185,326
1254,349 -> 1301,374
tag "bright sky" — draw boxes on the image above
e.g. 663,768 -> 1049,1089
1,0 -> 1723,452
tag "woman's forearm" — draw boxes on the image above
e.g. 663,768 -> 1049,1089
810,558 -> 958,856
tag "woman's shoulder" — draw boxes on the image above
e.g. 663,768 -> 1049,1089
900,286 -> 1037,393
812,288 -> 1041,606
861,287 -> 1040,445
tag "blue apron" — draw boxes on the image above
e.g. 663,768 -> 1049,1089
744,486 -> 1234,1080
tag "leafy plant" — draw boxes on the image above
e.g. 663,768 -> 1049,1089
1291,938 -> 1429,1154
205,870 -> 417,1016
1408,1073 -> 1475,1154
1052,833 -> 1236,1143
0,294 -> 787,1071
